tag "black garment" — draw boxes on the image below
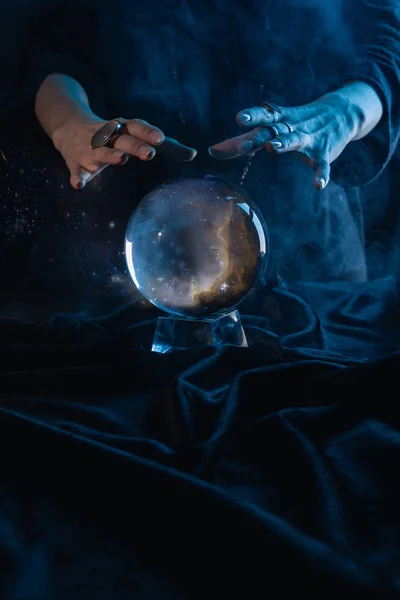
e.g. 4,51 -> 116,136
21,0 -> 400,187
2,0 -> 399,317
1,6 -> 400,597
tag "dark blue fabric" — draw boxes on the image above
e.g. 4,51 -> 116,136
1,277 -> 400,598
20,0 -> 400,188
14,0 -> 400,284
0,2 -> 400,597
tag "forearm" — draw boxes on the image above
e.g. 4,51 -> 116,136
35,73 -> 102,140
327,81 -> 384,141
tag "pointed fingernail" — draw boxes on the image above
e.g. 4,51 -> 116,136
239,140 -> 254,153
270,140 -> 283,149
238,112 -> 251,124
208,147 -> 225,158
316,176 -> 326,189
186,148 -> 197,161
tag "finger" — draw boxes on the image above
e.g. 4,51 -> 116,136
115,134 -> 196,162
85,164 -> 109,184
313,160 -> 330,190
70,167 -> 93,190
208,133 -> 254,159
69,161 -> 107,189
113,134 -> 156,161
156,137 -> 197,162
92,147 -> 129,166
236,105 -> 286,127
209,125 -> 290,159
264,131 -> 309,154
122,118 -> 165,146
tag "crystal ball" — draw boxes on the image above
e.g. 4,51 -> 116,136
125,176 -> 269,318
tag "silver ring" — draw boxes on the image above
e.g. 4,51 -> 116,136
266,125 -> 280,138
260,102 -> 283,123
281,121 -> 294,133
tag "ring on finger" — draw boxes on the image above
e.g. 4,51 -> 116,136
90,118 -> 126,150
281,121 -> 294,133
266,122 -> 294,139
260,102 -> 283,123
266,125 -> 280,138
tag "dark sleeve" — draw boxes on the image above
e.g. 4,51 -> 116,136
20,0 -> 105,116
330,0 -> 400,189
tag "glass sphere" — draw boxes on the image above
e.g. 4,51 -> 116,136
125,176 -> 269,318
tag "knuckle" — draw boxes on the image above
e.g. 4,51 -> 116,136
252,131 -> 267,147
81,162 -> 98,174
112,150 -> 125,161
131,118 -> 147,128
298,131 -> 312,148
284,107 -> 295,119
78,150 -> 93,163
261,107 -> 273,121
119,138 -> 140,155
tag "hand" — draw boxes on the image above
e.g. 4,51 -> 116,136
52,114 -> 197,190
208,91 -> 363,190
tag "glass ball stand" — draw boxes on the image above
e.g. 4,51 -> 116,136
124,176 -> 269,354
151,309 -> 248,354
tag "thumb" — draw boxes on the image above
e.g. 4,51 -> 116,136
69,168 -> 92,190
313,159 -> 330,191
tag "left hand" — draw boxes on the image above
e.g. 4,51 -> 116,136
208,92 -> 361,190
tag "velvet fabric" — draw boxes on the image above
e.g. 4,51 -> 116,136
1,277 -> 400,598
14,0 -> 400,282
0,1 -> 399,597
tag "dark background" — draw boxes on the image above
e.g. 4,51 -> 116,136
0,2 -> 400,598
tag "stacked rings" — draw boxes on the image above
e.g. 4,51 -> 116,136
266,122 -> 294,137
260,103 -> 294,135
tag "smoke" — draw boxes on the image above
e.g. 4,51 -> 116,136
11,0 -> 399,297
103,0 -> 397,283
114,0 -> 358,123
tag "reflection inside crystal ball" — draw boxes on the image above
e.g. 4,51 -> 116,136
125,176 -> 269,318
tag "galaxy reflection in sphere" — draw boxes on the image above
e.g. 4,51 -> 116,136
125,176 -> 269,317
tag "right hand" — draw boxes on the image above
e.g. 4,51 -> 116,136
52,114 -> 197,190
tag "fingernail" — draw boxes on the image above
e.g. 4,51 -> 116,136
316,176 -> 326,189
150,131 -> 164,145
186,148 -> 197,161
239,140 -> 254,153
270,140 -> 282,149
142,146 -> 156,160
208,146 -> 225,158
238,112 -> 251,123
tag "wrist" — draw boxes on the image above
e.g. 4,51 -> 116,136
322,86 -> 365,141
326,81 -> 383,141
35,73 -> 105,147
